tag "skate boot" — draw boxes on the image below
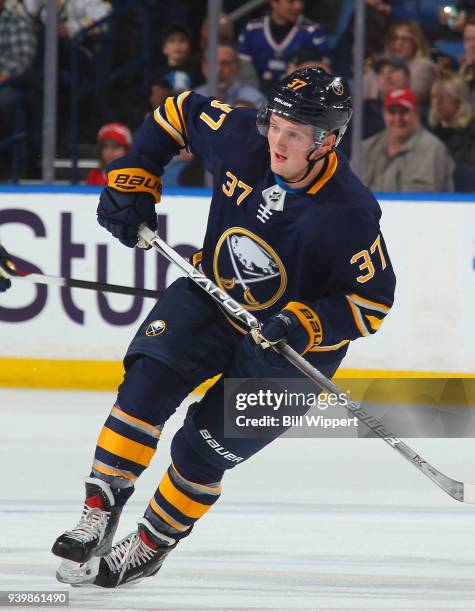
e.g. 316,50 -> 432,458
52,477 -> 123,564
94,518 -> 176,588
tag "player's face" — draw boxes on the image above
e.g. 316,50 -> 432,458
268,114 -> 316,179
271,0 -> 304,24
464,25 -> 475,62
383,105 -> 419,142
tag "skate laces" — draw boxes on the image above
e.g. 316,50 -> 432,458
105,530 -> 158,580
66,501 -> 110,544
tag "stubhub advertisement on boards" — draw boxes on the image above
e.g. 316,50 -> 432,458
0,187 -> 474,386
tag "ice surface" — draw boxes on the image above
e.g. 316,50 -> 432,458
1,388 -> 474,610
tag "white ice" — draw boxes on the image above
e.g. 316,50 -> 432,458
1,387 -> 475,611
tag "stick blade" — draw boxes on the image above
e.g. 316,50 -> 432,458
462,483 -> 475,504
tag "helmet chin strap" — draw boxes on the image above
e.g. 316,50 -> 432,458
278,146 -> 332,185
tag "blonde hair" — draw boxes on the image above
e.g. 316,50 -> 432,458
385,20 -> 430,59
428,73 -> 473,129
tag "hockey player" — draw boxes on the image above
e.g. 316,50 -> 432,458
52,67 -> 396,588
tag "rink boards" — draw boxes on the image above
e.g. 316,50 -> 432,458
0,187 -> 474,388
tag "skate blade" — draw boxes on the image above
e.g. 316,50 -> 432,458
56,557 -> 100,585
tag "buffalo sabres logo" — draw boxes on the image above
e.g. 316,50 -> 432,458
213,228 -> 287,310
146,319 -> 166,337
331,78 -> 344,96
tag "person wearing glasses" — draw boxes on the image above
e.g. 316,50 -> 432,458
358,87 -> 454,192
365,21 -> 436,104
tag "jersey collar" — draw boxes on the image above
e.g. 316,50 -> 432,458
272,151 -> 338,196
306,150 -> 338,195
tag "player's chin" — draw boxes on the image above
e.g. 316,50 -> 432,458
270,160 -> 286,175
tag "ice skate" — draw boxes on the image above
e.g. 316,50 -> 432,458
93,518 -> 176,588
52,477 -> 122,564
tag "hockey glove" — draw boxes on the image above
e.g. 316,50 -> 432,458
252,302 -> 323,368
97,189 -> 159,248
0,243 -> 14,292
97,157 -> 162,248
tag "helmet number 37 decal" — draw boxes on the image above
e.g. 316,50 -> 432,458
287,78 -> 308,91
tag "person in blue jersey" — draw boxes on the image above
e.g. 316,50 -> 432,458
238,0 -> 331,89
52,67 -> 396,588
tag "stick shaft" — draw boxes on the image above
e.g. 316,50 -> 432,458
13,271 -> 159,298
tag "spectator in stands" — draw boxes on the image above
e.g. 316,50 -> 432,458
156,23 -> 202,93
364,56 -> 411,139
459,17 -> 475,108
0,0 -> 35,86
238,0 -> 330,91
195,38 -> 266,108
383,21 -> 436,103
429,73 -> 475,190
86,122 -> 132,186
0,0 -> 36,167
359,88 -> 454,192
364,55 -> 410,99
148,76 -> 173,113
17,0 -> 111,37
286,45 -> 331,74
200,12 -> 235,50
341,55 -> 410,158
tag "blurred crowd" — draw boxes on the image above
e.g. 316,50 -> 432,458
2,0 -> 475,191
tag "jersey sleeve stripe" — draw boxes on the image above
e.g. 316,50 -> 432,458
238,53 -> 253,61
346,296 -> 370,337
365,314 -> 383,331
177,90 -> 192,140
309,339 -> 350,352
153,107 -> 186,147
349,293 -> 391,313
164,96 -> 187,140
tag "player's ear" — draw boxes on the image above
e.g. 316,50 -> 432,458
310,133 -> 336,159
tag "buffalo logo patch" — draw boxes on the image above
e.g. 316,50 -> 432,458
146,320 -> 166,336
331,78 -> 344,96
213,227 -> 287,310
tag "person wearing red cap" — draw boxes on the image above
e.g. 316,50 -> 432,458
86,123 -> 133,186
359,87 -> 454,192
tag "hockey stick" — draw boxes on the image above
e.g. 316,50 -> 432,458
0,242 -> 160,298
138,224 -> 475,505
9,271 -> 160,299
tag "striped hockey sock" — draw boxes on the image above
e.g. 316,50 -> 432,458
144,463 -> 222,538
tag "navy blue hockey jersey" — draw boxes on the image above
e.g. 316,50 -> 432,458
238,15 -> 331,83
127,92 -> 396,365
